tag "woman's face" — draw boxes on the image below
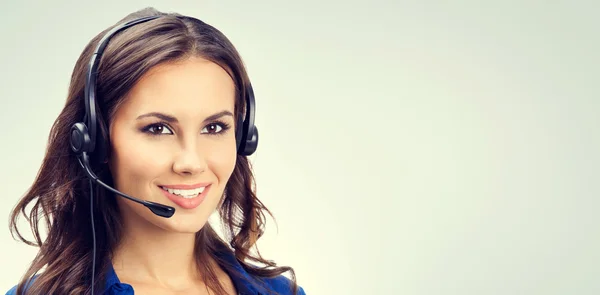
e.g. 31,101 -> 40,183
108,56 -> 237,233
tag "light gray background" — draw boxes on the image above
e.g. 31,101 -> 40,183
1,0 -> 598,294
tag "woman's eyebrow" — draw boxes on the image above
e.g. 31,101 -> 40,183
203,110 -> 233,122
136,110 -> 233,123
136,112 -> 177,122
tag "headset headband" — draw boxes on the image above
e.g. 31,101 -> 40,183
71,15 -> 258,160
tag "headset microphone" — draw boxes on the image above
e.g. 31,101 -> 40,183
72,134 -> 175,218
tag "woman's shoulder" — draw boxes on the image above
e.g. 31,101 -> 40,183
5,275 -> 37,295
215,247 -> 305,294
5,285 -> 17,295
259,274 -> 306,295
228,263 -> 306,295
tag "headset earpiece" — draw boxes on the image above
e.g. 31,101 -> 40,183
236,84 -> 258,156
241,125 -> 258,156
71,117 -> 108,164
235,115 -> 258,156
70,122 -> 92,155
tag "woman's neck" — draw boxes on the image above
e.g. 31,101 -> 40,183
111,217 -> 200,287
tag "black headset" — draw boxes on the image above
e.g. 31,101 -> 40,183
68,15 -> 259,294
70,15 -> 259,165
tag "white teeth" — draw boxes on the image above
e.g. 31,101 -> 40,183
161,186 -> 205,198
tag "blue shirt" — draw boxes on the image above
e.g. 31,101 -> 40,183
6,249 -> 305,295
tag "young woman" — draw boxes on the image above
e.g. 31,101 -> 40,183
6,7 -> 304,295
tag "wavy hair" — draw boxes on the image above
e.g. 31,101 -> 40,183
8,7 -> 297,295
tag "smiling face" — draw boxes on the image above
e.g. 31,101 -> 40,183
108,56 -> 238,233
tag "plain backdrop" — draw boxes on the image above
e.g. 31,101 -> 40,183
1,0 -> 599,294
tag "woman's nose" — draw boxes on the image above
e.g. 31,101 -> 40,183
172,144 -> 206,176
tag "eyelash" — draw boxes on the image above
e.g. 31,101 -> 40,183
140,120 -> 231,137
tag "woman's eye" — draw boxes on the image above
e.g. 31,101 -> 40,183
145,124 -> 173,135
202,123 -> 223,134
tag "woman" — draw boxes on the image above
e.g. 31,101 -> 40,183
6,7 -> 304,295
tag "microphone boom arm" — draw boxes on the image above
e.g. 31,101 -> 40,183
77,155 -> 175,218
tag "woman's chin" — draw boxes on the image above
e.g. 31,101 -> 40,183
116,191 -> 220,235
150,214 -> 210,234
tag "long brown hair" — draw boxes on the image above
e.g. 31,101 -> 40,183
8,7 -> 297,295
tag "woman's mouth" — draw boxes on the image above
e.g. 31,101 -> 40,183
159,184 -> 212,209
160,186 -> 206,199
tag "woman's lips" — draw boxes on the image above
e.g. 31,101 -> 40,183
159,184 -> 212,209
